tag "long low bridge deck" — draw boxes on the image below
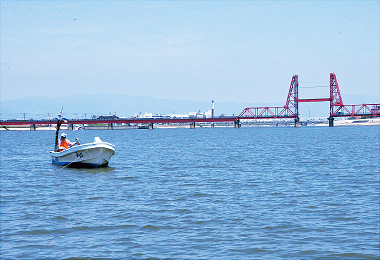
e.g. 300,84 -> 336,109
1,108 -> 379,129
0,117 -> 244,130
1,117 -> 241,126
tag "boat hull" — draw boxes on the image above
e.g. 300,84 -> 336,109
50,139 -> 115,168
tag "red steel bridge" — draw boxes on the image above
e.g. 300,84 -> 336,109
1,73 -> 379,129
238,73 -> 380,126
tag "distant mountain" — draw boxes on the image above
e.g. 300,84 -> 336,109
0,94 -> 274,120
1,93 -> 378,120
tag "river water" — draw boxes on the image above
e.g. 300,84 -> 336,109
1,126 -> 379,259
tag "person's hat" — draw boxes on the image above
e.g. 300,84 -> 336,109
61,133 -> 67,138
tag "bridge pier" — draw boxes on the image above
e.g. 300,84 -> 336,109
234,119 -> 241,128
190,122 -> 196,129
108,123 -> 113,130
294,117 -> 300,127
148,122 -> 154,130
30,124 -> 36,131
328,117 -> 334,127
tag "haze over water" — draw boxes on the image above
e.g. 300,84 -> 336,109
1,126 -> 379,259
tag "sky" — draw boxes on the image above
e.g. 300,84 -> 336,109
1,1 -> 379,107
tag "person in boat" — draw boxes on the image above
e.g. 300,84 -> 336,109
58,133 -> 76,151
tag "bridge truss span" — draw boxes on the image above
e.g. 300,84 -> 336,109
331,104 -> 380,118
238,106 -> 296,119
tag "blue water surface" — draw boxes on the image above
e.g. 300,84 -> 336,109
1,126 -> 379,259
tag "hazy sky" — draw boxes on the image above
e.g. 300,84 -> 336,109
1,1 -> 379,105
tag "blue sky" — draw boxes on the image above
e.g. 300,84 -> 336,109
1,1 -> 379,106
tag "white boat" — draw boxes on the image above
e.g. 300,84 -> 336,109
50,137 -> 115,168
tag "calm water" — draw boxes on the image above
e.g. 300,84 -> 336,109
1,126 -> 379,259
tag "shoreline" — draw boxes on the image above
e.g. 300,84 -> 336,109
314,118 -> 380,127
1,118 -> 379,131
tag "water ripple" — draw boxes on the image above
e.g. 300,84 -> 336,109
1,127 -> 379,259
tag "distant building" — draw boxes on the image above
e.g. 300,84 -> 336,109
93,115 -> 119,120
134,112 -> 170,119
170,114 -> 188,119
134,110 -> 214,120
189,110 -> 213,118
